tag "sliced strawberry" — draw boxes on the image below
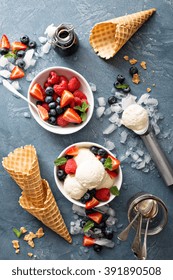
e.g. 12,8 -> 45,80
95,188 -> 110,202
11,41 -> 27,51
65,158 -> 77,174
107,155 -> 120,171
37,105 -> 49,121
30,83 -> 45,101
68,76 -> 80,92
63,108 -> 82,124
85,197 -> 99,209
0,34 -> 10,49
73,90 -> 87,100
83,236 -> 95,247
65,146 -> 79,156
56,114 -> 69,127
60,90 -> 74,108
10,66 -> 25,80
106,169 -> 118,179
88,212 -> 103,224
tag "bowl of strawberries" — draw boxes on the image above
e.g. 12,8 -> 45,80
28,67 -> 94,134
54,142 -> 123,208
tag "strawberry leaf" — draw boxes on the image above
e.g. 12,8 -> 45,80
83,220 -> 94,233
54,157 -> 67,166
115,83 -> 129,89
13,228 -> 22,238
74,101 -> 89,113
110,186 -> 120,196
4,52 -> 17,59
81,112 -> 87,122
104,157 -> 112,170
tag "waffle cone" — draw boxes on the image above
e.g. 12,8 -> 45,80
89,8 -> 156,59
19,179 -> 72,243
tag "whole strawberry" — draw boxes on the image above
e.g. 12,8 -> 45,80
65,158 -> 77,174
95,188 -> 110,201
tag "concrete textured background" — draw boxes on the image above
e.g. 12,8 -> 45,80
0,0 -> 173,260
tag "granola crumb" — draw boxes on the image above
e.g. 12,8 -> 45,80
140,61 -> 147,70
20,227 -> 27,234
147,87 -> 151,93
24,232 -> 36,242
129,58 -> 138,65
15,249 -> 20,254
28,252 -> 33,257
152,70 -> 155,73
36,227 -> 44,238
132,73 -> 140,84
123,55 -> 129,61
12,240 -> 20,249
28,240 -> 35,248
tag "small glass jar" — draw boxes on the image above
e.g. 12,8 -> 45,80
52,24 -> 79,56
128,192 -> 168,235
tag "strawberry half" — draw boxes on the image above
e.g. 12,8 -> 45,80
63,108 -> 82,124
83,236 -> 95,247
11,41 -> 27,51
0,34 -> 10,49
30,83 -> 45,101
10,66 -> 25,80
37,105 -> 49,121
106,169 -> 118,179
65,158 -> 77,174
107,155 -> 120,171
65,146 -> 79,156
60,90 -> 74,108
87,212 -> 103,224
95,188 -> 110,202
85,197 -> 99,209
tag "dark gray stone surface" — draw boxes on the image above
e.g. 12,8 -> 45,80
0,0 -> 173,260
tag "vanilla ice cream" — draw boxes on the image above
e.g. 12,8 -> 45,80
121,104 -> 149,132
75,159 -> 105,190
63,175 -> 86,200
96,170 -> 115,190
74,148 -> 96,165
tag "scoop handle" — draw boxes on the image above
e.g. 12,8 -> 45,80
141,129 -> 173,187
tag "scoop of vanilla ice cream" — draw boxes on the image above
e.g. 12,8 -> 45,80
74,148 -> 96,165
121,104 -> 149,131
75,159 -> 105,190
63,175 -> 86,200
96,171 -> 115,190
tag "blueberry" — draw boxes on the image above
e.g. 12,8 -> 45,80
95,221 -> 106,229
123,87 -> 131,93
117,74 -> 125,83
80,219 -> 88,228
93,244 -> 102,252
103,227 -> 114,239
56,105 -> 64,115
49,109 -> 57,116
97,148 -> 108,157
90,146 -> 99,155
108,96 -> 117,105
57,169 -> 66,181
48,116 -> 56,125
100,157 -> 106,164
65,155 -> 73,160
20,35 -> 29,45
36,101 -> 43,106
45,87 -> 54,96
85,209 -> 96,215
16,59 -> 26,69
28,40 -> 37,49
45,96 -> 53,104
49,102 -> 56,109
88,188 -> 96,198
81,192 -> 92,204
0,48 -> 9,55
114,82 -> 121,89
56,97 -> 61,104
16,50 -> 26,58
129,66 -> 138,76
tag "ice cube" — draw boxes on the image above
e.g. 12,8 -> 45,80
96,106 -> 105,118
106,216 -> 117,226
7,62 -> 15,71
24,112 -> 31,118
104,107 -> 112,116
136,161 -> 145,169
24,49 -> 35,69
130,152 -> 139,161
144,154 -> 151,164
109,113 -> 120,125
120,130 -> 128,144
142,167 -> 150,173
136,148 -> 144,156
11,81 -> 21,90
38,36 -> 48,44
145,97 -> 158,107
97,97 -> 106,107
95,238 -> 115,248
111,87 -> 116,94
0,70 -> 11,78
137,93 -> 150,105
117,223 -> 123,229
44,23 -> 57,38
72,204 -> 86,216
103,123 -> 117,135
0,56 -> 9,67
119,154 -> 128,162
41,41 -> 51,54
110,103 -> 122,113
151,121 -> 160,135
104,139 -> 115,151
96,205 -> 109,214
121,94 -> 137,110
26,73 -> 34,82
107,208 -> 116,217
30,59 -> 36,67
89,82 -> 96,92
114,91 -> 125,99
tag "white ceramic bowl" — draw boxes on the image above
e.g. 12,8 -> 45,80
54,142 -> 123,207
28,67 -> 94,134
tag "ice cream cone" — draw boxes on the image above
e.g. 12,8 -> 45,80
89,8 -> 156,59
19,179 -> 72,243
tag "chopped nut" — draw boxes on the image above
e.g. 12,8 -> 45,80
15,249 -> 20,254
123,55 -> 129,61
147,87 -> 151,93
20,227 -> 27,234
36,227 -> 44,238
24,232 -> 36,241
12,240 -> 20,249
132,73 -> 140,84
28,240 -> 35,248
28,252 -> 33,257
129,58 -> 138,65
140,61 -> 147,70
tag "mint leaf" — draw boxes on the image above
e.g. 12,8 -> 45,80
13,228 -> 22,238
74,101 -> 89,113
54,157 -> 67,166
110,186 -> 120,196
83,220 -> 94,233
4,52 -> 17,59
104,157 -> 112,170
115,83 -> 129,89
81,112 -> 87,122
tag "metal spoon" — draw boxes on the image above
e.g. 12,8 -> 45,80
131,213 -> 143,256
118,199 -> 153,241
